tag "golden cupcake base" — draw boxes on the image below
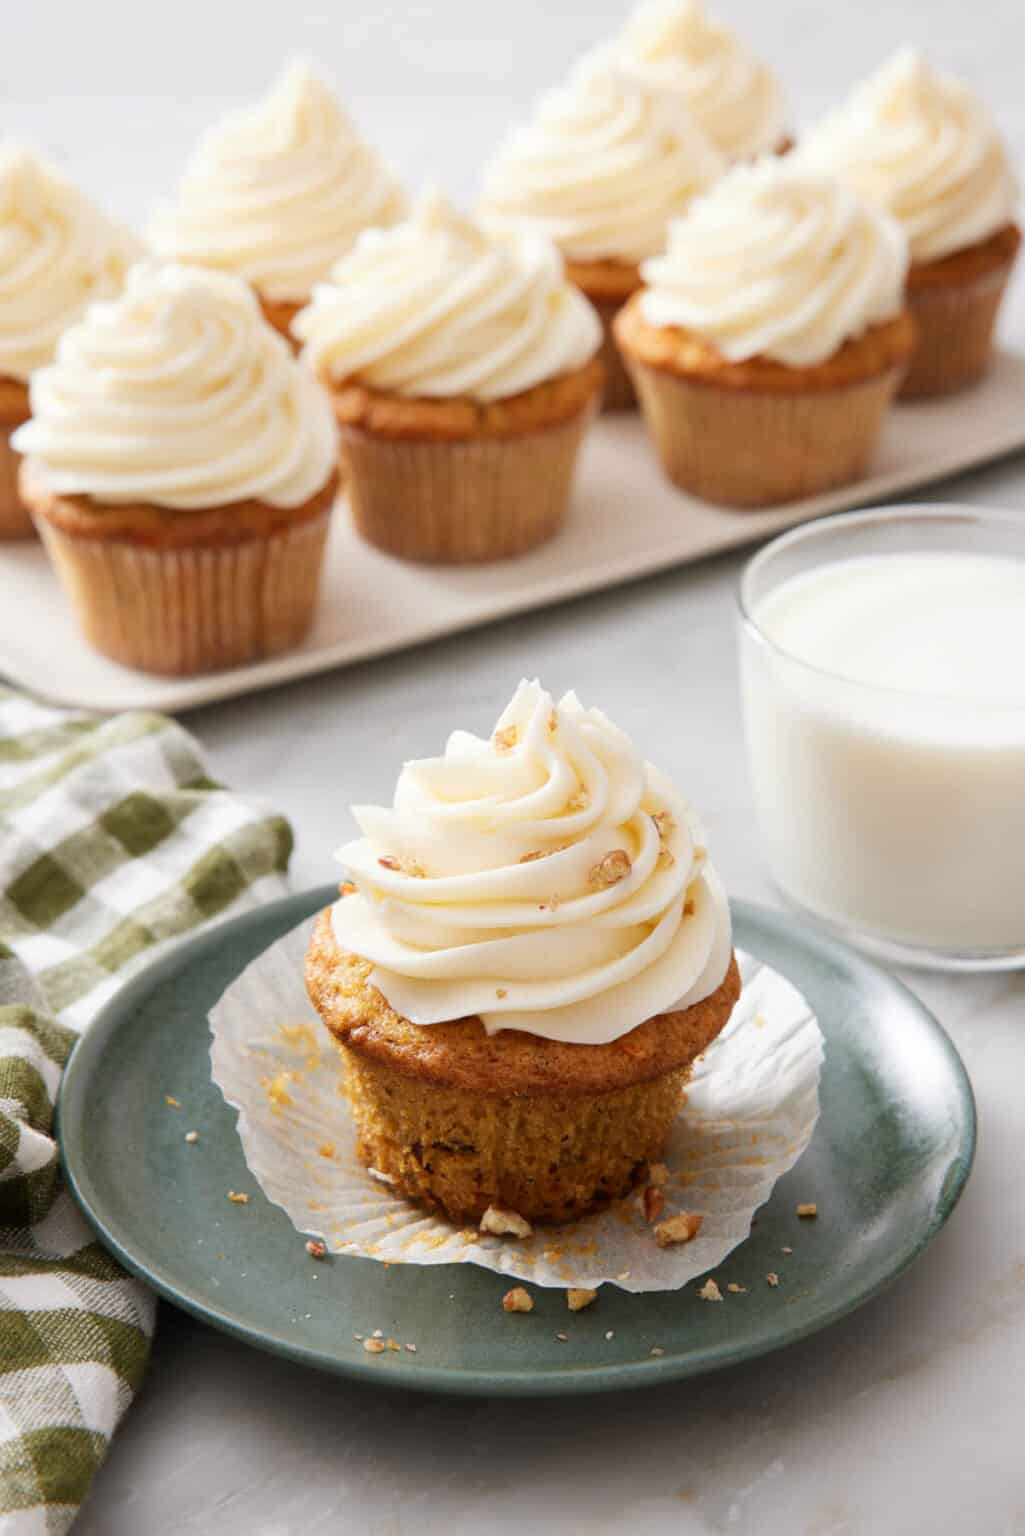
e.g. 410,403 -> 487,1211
21,462 -> 337,676
330,361 -> 603,563
342,1044 -> 690,1225
305,905 -> 741,1226
616,298 -> 916,508
901,224 -> 1021,399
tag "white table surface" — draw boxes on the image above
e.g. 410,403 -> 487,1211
9,1 -> 1025,1531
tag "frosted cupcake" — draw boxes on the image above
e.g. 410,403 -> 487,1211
305,679 -> 739,1226
615,159 -> 915,506
14,264 -> 338,675
480,54 -> 723,409
799,49 -> 1019,397
149,62 -> 405,341
294,191 -> 602,563
611,0 -> 789,161
0,145 -> 139,539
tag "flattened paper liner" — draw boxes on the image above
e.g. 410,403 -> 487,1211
209,921 -> 823,1293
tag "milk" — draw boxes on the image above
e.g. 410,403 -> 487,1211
740,551 -> 1025,956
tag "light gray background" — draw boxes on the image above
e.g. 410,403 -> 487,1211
7,2 -> 1025,1531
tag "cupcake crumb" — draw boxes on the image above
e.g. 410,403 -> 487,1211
318,1142 -> 336,1159
481,1204 -> 533,1239
305,1239 -> 327,1261
226,1190 -> 249,1205
781,1245 -> 793,1255
496,988 -> 508,999
363,1338 -> 386,1355
642,1185 -> 665,1223
555,1332 -> 568,1342
649,1346 -> 665,1357
377,855 -> 401,870
698,1279 -> 723,1303
184,1130 -> 198,1145
164,1095 -> 181,1109
503,1287 -> 534,1313
727,1282 -> 747,1294
567,1288 -> 597,1312
494,726 -> 518,751
767,1272 -> 780,1287
405,1343 -> 417,1353
655,1211 -> 703,1248
797,1203 -> 818,1219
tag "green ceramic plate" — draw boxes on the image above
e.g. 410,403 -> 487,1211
58,887 -> 975,1398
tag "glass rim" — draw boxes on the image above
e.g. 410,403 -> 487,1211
737,503 -> 1025,708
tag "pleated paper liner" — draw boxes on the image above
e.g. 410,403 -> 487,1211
341,402 -> 596,564
901,251 -> 1020,399
33,510 -> 330,676
628,358 -> 905,508
210,920 -> 823,1294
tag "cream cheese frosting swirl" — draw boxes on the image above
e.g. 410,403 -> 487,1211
294,190 -> 601,399
0,144 -> 140,383
612,0 -> 787,161
13,263 -> 338,510
798,49 -> 1018,264
149,61 -> 406,302
479,54 -> 724,266
331,680 -> 733,1045
640,159 -> 909,367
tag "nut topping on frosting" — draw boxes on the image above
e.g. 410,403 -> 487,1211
329,679 -> 732,1046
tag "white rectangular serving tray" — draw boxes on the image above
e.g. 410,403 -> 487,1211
3,350 -> 1025,715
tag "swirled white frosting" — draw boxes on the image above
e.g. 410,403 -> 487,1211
0,144 -> 140,382
479,54 -> 725,265
13,263 -> 338,510
640,159 -> 909,366
612,0 -> 787,161
331,679 -> 733,1045
798,49 -> 1018,263
294,190 -> 601,400
149,61 -> 405,302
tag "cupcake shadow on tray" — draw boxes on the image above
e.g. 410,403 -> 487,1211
1,5 -> 1021,676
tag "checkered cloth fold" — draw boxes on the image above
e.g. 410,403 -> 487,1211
0,688 -> 292,1533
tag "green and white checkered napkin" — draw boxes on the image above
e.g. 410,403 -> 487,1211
0,687 -> 292,1533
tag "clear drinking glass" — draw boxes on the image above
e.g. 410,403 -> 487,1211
738,505 -> 1025,971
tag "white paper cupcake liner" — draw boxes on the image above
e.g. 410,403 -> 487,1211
209,920 -> 823,1294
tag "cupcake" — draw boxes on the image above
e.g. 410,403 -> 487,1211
293,191 -> 603,563
611,0 -> 790,161
305,680 -> 739,1226
799,49 -> 1019,397
14,264 -> 339,675
0,144 -> 139,540
149,61 -> 405,341
479,54 -> 724,409
615,159 -> 915,507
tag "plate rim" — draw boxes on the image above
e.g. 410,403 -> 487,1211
58,887 -> 977,1398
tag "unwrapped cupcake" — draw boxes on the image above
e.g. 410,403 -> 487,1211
294,190 -> 603,563
149,61 -> 405,341
799,49 -> 1019,397
610,0 -> 789,161
14,263 -> 339,675
615,158 -> 915,506
479,54 -> 723,409
0,144 -> 139,540
305,679 -> 739,1226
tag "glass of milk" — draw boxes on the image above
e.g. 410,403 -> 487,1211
738,506 -> 1025,970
